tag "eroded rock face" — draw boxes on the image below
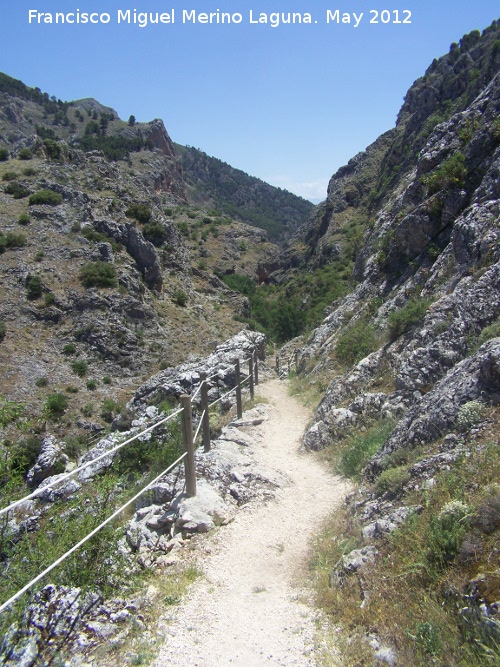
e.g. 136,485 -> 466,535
26,437 -> 68,488
94,219 -> 163,290
366,339 -> 500,477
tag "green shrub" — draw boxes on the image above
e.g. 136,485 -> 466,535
142,221 -> 168,246
18,147 -> 32,160
43,138 -> 62,160
26,275 -> 43,299
45,392 -> 68,418
2,171 -> 17,181
29,189 -> 62,205
71,360 -> 88,377
100,398 -> 121,423
9,435 -> 42,476
86,379 -> 97,390
44,292 -> 55,307
177,221 -> 189,236
64,435 -> 86,459
102,376 -> 111,385
173,289 -> 188,307
18,213 -> 30,225
414,622 -> 442,658
79,261 -> 117,288
477,319 -> 500,347
0,231 -> 27,253
0,320 -> 6,341
336,318 -> 378,365
374,465 -> 411,496
35,377 -> 48,387
426,500 -> 471,566
63,343 -> 76,355
34,250 -> 44,262
22,167 -> 37,177
81,403 -> 94,417
422,152 -> 467,194
125,203 -> 151,223
4,182 -> 30,199
116,421 -> 182,477
0,147 -> 9,161
338,420 -> 395,479
387,297 -> 432,341
65,386 -> 78,393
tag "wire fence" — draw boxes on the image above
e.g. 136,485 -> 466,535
0,348 -> 261,614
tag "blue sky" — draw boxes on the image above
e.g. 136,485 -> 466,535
1,2 -> 498,201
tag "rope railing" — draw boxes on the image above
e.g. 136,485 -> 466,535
0,407 -> 184,519
0,347 -> 262,613
193,409 -> 206,443
0,451 -> 188,615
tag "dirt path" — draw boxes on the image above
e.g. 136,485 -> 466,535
153,377 -> 349,667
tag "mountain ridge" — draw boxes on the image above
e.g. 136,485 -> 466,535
1,18 -> 500,666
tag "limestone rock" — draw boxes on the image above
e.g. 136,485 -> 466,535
175,480 -> 234,533
26,436 -> 68,488
330,546 -> 378,588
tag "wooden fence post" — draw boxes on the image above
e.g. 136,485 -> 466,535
248,356 -> 254,400
181,395 -> 196,497
200,372 -> 211,453
234,359 -> 243,420
253,349 -> 259,386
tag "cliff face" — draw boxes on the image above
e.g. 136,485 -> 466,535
289,20 -> 500,664
286,23 -> 500,274
298,22 -> 500,444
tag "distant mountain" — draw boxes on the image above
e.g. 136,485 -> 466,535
175,144 -> 314,244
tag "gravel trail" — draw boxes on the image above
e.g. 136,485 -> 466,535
153,377 -> 349,667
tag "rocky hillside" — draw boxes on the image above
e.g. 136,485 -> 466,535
0,70 -> 311,449
2,18 -> 500,667
175,143 -> 314,243
280,20 -> 500,666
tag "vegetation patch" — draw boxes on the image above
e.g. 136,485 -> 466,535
311,409 -> 500,667
44,391 -> 69,418
0,231 -> 27,253
71,360 -> 88,377
387,297 -> 433,341
422,152 -> 467,194
25,274 -> 43,300
337,419 -> 395,479
142,221 -> 168,246
29,189 -> 62,205
79,261 -> 117,288
335,317 -> 379,366
374,464 -> 411,496
4,182 -> 30,199
172,289 -> 188,307
125,203 -> 152,223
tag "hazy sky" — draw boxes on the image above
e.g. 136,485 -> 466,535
1,2 -> 498,201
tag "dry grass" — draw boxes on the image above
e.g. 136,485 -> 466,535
310,407 -> 500,666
